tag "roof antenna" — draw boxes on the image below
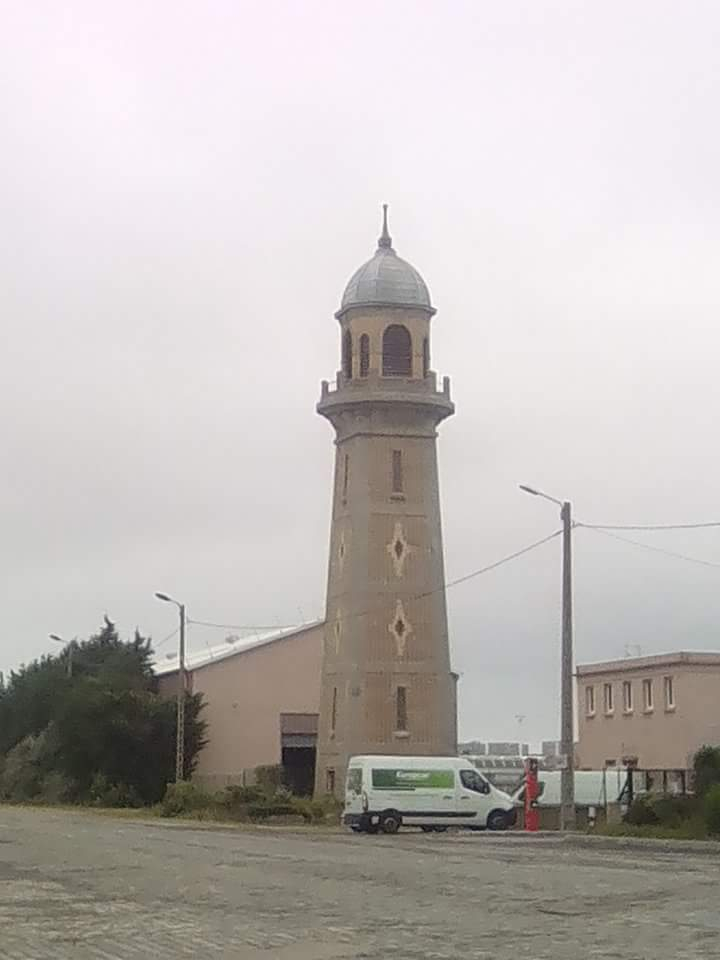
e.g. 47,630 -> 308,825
378,203 -> 392,249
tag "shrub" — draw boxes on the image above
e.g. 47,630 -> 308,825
160,781 -> 215,817
693,746 -> 720,797
650,795 -> 698,827
704,784 -> 720,835
38,772 -> 75,804
0,734 -> 48,802
223,784 -> 264,806
624,797 -> 659,826
246,801 -> 297,820
254,765 -> 284,792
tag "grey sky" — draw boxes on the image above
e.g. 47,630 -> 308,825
2,1 -> 719,742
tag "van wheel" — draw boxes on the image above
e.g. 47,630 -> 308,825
380,811 -> 401,835
487,810 -> 510,831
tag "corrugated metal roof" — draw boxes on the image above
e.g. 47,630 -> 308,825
154,620 -> 323,677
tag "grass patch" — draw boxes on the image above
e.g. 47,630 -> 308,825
594,817 -> 709,841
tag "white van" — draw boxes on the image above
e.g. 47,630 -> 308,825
343,755 -> 517,834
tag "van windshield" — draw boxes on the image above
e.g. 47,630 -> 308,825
460,769 -> 489,793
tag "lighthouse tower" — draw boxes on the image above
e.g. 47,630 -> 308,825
315,208 -> 457,797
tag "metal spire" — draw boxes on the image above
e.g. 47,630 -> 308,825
378,203 -> 392,249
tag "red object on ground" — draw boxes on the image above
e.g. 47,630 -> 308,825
524,757 -> 540,832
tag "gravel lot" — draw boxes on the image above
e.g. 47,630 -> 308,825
1,806 -> 719,959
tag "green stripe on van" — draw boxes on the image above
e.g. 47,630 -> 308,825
371,769 -> 454,790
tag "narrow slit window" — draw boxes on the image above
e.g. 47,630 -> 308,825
342,453 -> 349,500
342,330 -> 353,379
603,683 -> 614,714
396,686 -> 408,731
331,686 -> 338,733
422,337 -> 429,377
359,334 -> 370,377
325,768 -> 335,794
664,676 -> 675,709
642,679 -> 654,711
585,685 -> 595,716
392,449 -> 403,494
622,681 -> 633,712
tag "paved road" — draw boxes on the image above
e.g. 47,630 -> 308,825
1,807 -> 719,959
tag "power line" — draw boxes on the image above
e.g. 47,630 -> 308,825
155,626 -> 179,650
187,619 -> 303,632
579,521 -> 720,531
438,528 -> 564,595
338,527 -> 564,626
581,526 -> 720,570
185,528 -> 564,637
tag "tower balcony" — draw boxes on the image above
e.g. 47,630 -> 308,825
317,369 -> 454,422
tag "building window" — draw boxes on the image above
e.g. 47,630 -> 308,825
622,681 -> 633,713
642,679 -> 654,712
342,330 -> 353,379
382,324 -> 412,376
342,453 -> 349,501
422,337 -> 429,377
391,449 -> 403,494
325,768 -> 336,794
603,683 -> 614,715
359,334 -> 370,377
585,685 -> 595,717
330,686 -> 338,734
396,685 -> 408,731
664,676 -> 675,710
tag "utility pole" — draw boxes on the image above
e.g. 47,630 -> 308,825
560,500 -> 576,831
176,603 -> 186,783
519,484 -> 576,830
155,592 -> 187,783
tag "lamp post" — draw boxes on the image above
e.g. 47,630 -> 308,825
519,484 -> 576,830
49,634 -> 73,678
155,592 -> 186,783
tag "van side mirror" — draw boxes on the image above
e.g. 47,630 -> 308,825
481,781 -> 490,794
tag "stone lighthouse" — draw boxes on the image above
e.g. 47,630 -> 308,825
314,207 -> 457,798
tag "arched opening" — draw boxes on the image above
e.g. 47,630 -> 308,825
359,334 -> 370,377
422,337 -> 430,377
382,324 -> 412,377
342,330 -> 353,379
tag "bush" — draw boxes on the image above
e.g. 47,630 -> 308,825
704,784 -> 720,835
254,765 -> 284,792
246,801 -> 297,820
223,784 -> 264,806
160,781 -> 215,817
649,794 -> 698,826
624,797 -> 659,826
693,746 -> 720,797
88,773 -> 143,808
0,733 -> 49,802
38,772 -> 75,804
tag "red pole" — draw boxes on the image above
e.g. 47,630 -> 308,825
525,757 -> 540,832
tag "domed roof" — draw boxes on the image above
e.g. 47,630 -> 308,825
338,206 -> 434,316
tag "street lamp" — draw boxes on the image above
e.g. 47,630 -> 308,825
155,592 -> 187,783
519,484 -> 576,830
49,634 -> 73,678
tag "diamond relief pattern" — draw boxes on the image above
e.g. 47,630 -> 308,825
388,599 -> 412,657
386,522 -> 411,577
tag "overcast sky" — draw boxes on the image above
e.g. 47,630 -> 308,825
2,1 -> 719,742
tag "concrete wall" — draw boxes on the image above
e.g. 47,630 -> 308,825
577,656 -> 720,771
159,624 -> 324,789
